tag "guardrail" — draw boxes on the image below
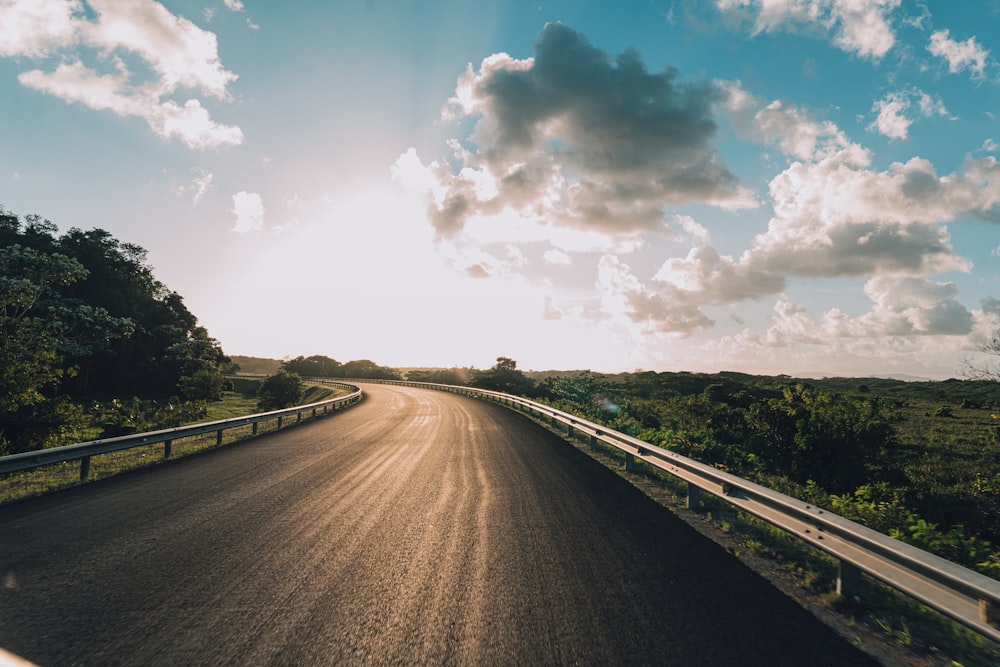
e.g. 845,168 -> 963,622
351,378 -> 1000,644
0,381 -> 362,480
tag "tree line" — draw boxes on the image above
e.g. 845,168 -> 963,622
1,206 -> 233,454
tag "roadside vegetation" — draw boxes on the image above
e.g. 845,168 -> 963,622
442,358 -> 1000,664
0,376 -> 345,506
0,206 -> 234,456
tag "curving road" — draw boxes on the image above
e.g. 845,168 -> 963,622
0,384 -> 878,666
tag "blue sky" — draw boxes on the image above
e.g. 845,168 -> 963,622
1,0 -> 998,378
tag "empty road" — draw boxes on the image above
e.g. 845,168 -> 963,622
0,383 -> 878,666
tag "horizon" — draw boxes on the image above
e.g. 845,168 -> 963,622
2,1 -> 998,381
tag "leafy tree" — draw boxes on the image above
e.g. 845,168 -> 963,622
470,357 -> 537,396
165,327 -> 231,401
283,355 -> 343,378
0,206 -> 231,453
0,244 -> 89,453
257,370 -> 304,410
338,359 -> 401,380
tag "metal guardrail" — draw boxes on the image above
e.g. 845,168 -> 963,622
0,381 -> 362,480
351,378 -> 1000,644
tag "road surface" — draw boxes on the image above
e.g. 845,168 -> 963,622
0,383 -> 878,666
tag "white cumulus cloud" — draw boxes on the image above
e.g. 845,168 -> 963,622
715,0 -> 901,59
928,29 -> 990,79
868,89 -> 950,140
1,0 -> 243,149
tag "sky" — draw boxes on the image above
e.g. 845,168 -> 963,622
1,0 -> 999,379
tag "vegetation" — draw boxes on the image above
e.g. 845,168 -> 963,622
0,206 -> 233,455
965,325 -> 1000,382
281,354 -> 402,380
257,370 -> 305,410
468,357 -> 539,396
526,370 -> 1000,578
0,378 -> 347,506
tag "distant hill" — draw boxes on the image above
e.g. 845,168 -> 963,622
230,355 -> 283,375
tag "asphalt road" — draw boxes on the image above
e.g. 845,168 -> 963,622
0,384 -> 879,666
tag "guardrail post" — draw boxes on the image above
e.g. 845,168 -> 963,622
589,434 -> 598,451
277,416 -> 283,428
981,598 -> 999,625
567,423 -> 575,437
297,411 -> 302,423
252,422 -> 258,435
164,440 -> 172,459
216,429 -> 224,446
80,456 -> 91,480
837,560 -> 861,600
687,484 -> 703,510
625,452 -> 635,472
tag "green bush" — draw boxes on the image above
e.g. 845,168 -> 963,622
257,370 -> 304,410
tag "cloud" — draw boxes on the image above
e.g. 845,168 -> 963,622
543,248 -> 572,265
673,215 -> 711,244
867,89 -> 950,140
715,0 -> 900,59
171,167 -> 214,204
853,276 -> 973,336
0,0 -> 81,57
868,91 -> 911,140
720,82 -> 865,162
404,23 -> 754,239
598,255 -> 715,336
756,276 -> 973,350
928,29 -> 990,79
223,0 -> 244,10
231,191 -> 264,233
1,0 -> 243,149
542,294 -> 563,320
622,140 -> 998,333
191,168 -> 214,204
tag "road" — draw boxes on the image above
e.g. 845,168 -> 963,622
0,383 -> 879,666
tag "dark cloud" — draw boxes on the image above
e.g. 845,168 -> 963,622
425,23 -> 750,236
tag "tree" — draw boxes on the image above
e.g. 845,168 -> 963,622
964,327 -> 1000,382
0,244 -> 90,453
470,357 -> 537,396
257,370 -> 304,410
165,327 -> 231,401
282,355 -> 342,378
0,206 -> 232,452
339,359 -> 401,380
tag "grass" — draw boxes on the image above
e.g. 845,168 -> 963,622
0,381 -> 350,507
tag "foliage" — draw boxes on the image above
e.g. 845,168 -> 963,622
0,206 -> 231,453
257,370 -> 304,410
95,397 -> 207,438
405,368 -> 469,385
533,369 -> 1000,572
469,357 -> 538,396
281,355 -> 401,380
743,385 -> 899,492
